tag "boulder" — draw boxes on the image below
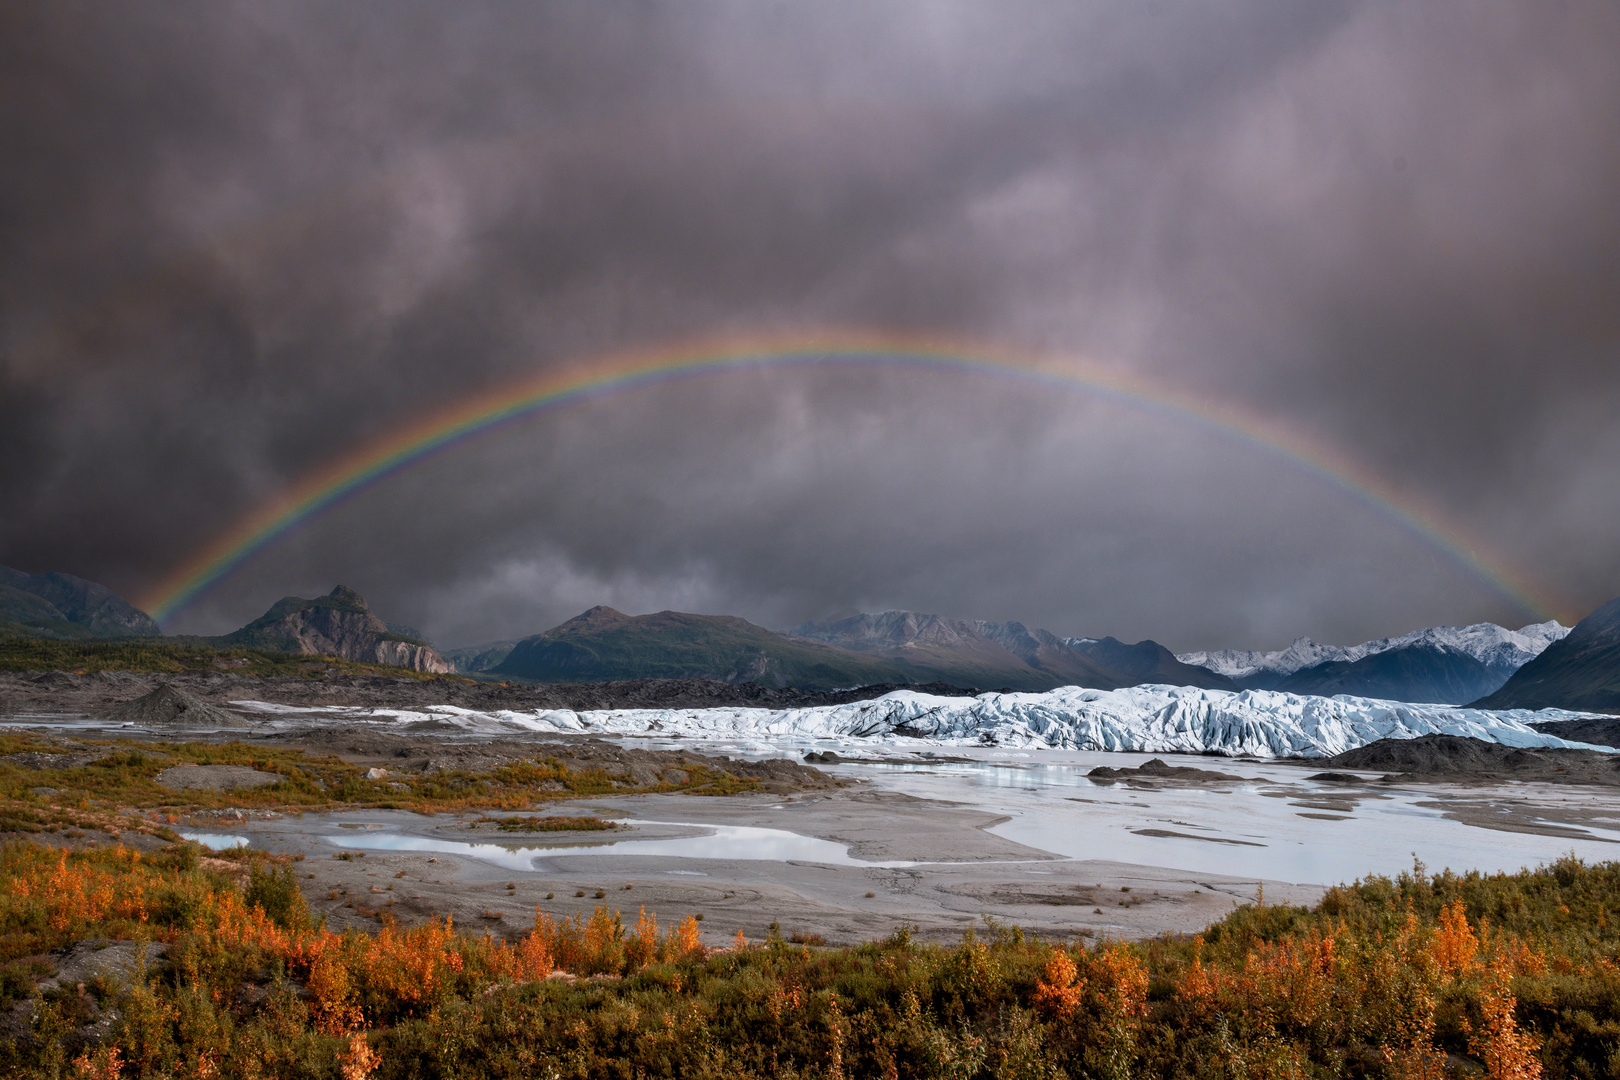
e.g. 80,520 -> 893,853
155,765 -> 281,792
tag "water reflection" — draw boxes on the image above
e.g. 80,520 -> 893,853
181,832 -> 249,850
323,821 -> 916,871
826,751 -> 1620,885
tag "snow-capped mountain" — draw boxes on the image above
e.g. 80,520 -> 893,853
1177,638 -> 1356,681
245,685 -> 1608,759
1178,621 -> 1568,682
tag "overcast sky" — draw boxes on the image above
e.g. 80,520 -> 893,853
3,0 -> 1618,651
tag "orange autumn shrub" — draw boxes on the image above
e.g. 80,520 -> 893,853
338,1032 -> 381,1080
1241,923 -> 1348,1036
531,910 -> 588,972
70,1046 -> 123,1080
1434,897 -> 1480,981
1031,951 -> 1083,1017
1470,962 -> 1542,1080
1082,943 -> 1150,1080
9,846 -> 156,933
354,917 -> 463,1019
665,914 -> 705,961
516,909 -> 556,978
1174,936 -> 1225,1013
626,906 -> 660,970
295,931 -> 362,1035
1086,941 -> 1148,1025
582,905 -> 626,974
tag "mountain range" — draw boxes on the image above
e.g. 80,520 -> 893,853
1177,621 -> 1570,704
789,611 -> 1233,691
490,606 -> 916,688
481,607 -> 1237,692
0,560 -> 1613,708
1178,621 -> 1569,680
524,606 -> 1576,702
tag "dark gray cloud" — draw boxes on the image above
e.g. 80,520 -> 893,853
3,0 -> 1617,651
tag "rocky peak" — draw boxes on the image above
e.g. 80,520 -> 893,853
325,584 -> 370,610
220,587 -> 453,674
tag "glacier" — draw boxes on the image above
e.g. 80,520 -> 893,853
239,684 -> 1608,759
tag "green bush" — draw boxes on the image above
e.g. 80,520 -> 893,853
244,863 -> 312,932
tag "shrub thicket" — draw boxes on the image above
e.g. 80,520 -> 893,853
5,840 -> 1620,1078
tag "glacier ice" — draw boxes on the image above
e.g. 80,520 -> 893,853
240,683 -> 1608,759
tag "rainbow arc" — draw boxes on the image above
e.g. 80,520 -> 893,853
142,331 -> 1563,626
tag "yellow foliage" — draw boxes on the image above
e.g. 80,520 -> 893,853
1434,898 -> 1480,981
71,1046 -> 123,1080
626,905 -> 659,970
1088,942 -> 1149,1023
1470,963 -> 1542,1080
5,836 -> 1586,1079
517,907 -> 555,978
666,914 -> 704,960
339,1032 -> 381,1080
1176,937 -> 1225,1013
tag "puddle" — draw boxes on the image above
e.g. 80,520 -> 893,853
181,832 -> 249,850
323,821 -> 917,871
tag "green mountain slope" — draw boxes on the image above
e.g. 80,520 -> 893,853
1063,636 -> 1239,691
791,612 -> 1116,691
0,565 -> 161,639
492,607 -> 927,689
443,641 -> 519,673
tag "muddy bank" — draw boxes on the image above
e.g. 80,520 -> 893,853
192,790 -> 1313,946
254,728 -> 842,793
1310,733 -> 1620,786
1086,758 -> 1251,785
1531,716 -> 1620,750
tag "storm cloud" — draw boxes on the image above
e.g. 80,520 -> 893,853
2,0 -> 1617,651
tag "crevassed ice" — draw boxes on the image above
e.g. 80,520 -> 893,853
235,685 -> 1605,758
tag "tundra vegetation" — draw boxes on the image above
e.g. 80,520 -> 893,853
4,811 -> 1619,1078
2,735 -> 1617,1077
0,636 -> 462,680
0,733 -> 757,822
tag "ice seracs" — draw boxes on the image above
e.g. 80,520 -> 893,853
234,683 -> 1605,759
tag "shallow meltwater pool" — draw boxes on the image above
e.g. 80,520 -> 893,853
323,822 -> 917,871
180,831 -> 249,850
826,751 -> 1620,884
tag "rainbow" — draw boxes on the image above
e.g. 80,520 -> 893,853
141,331 -> 1565,625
